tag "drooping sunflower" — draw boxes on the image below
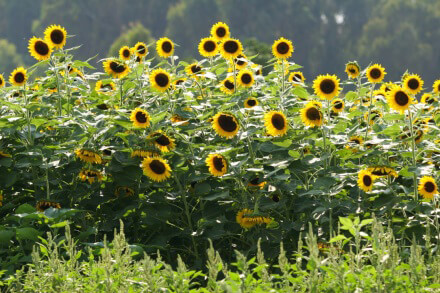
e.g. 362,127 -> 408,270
288,71 -> 305,85
219,38 -> 243,60
44,25 -> 67,49
236,209 -> 271,229
433,80 -> 440,94
185,63 -> 203,78
237,69 -> 254,87
345,62 -> 360,79
119,46 -> 133,61
212,112 -> 239,138
0,74 -> 5,88
130,108 -> 150,128
272,37 -> 294,59
220,77 -> 235,94
206,154 -> 228,176
133,42 -> 148,57
95,80 -> 116,93
149,131 -> 175,153
141,157 -> 172,182
313,74 -> 341,100
244,97 -> 258,108
103,59 -> 130,79
364,109 -> 382,125
264,111 -> 288,136
28,37 -> 52,61
421,93 -> 437,105
198,37 -> 218,57
210,22 -> 230,42
131,149 -> 160,158
403,74 -> 423,95
366,64 -> 386,83
36,200 -> 61,212
79,169 -> 103,184
300,103 -> 323,127
358,170 -> 375,192
9,67 -> 28,86
387,86 -> 412,113
418,176 -> 438,200
75,149 -> 102,164
156,37 -> 174,58
367,166 -> 397,177
331,98 -> 345,113
149,68 -> 171,92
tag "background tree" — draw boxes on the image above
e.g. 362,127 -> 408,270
107,23 -> 155,57
0,39 -> 24,75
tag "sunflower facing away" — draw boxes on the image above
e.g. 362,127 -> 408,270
119,46 -> 133,61
264,111 -> 288,136
433,80 -> 440,94
403,74 -> 423,95
272,37 -> 294,59
387,86 -> 412,113
150,131 -> 176,153
103,59 -> 130,79
185,63 -> 203,78
133,42 -> 148,57
366,64 -> 386,83
212,112 -> 239,138
0,74 -> 4,88
75,149 -> 102,164
44,25 -> 67,49
142,157 -> 172,182
219,38 -> 243,60
198,37 -> 218,57
9,67 -> 28,86
331,98 -> 345,113
358,170 -> 375,192
95,80 -> 116,93
130,108 -> 151,128
313,74 -> 341,100
244,97 -> 258,108
300,103 -> 323,127
79,169 -> 103,184
220,77 -> 235,94
156,37 -> 174,58
236,209 -> 271,229
345,62 -> 360,79
36,200 -> 61,212
28,37 -> 52,61
210,22 -> 230,42
237,69 -> 254,87
418,176 -> 438,200
206,154 -> 228,176
149,68 -> 171,92
288,71 -> 305,85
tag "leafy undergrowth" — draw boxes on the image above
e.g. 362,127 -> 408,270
4,218 -> 440,292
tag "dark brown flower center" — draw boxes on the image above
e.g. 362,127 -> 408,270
191,65 -> 201,74
306,107 -> 321,121
426,96 -> 435,104
369,68 -> 382,79
161,41 -> 172,53
250,177 -> 260,185
137,45 -> 146,55
35,40 -> 49,55
0,77 -> 3,85
110,61 -> 127,73
235,55 -> 246,66
294,74 -> 302,82
319,79 -> 336,94
224,80 -> 234,90
122,49 -> 130,58
394,91 -> 409,106
333,101 -> 343,109
50,29 -> 64,44
276,42 -> 289,54
271,194 -> 280,202
155,73 -> 169,87
135,111 -> 147,123
363,175 -> 372,186
14,72 -> 25,83
247,99 -> 257,107
218,114 -> 237,132
271,113 -> 285,130
149,160 -> 166,174
424,181 -> 435,193
351,138 -> 361,144
349,68 -> 356,74
213,156 -> 225,171
241,73 -> 252,84
223,40 -> 239,53
203,40 -> 216,52
216,27 -> 226,38
155,134 -> 170,146
86,171 -> 97,177
407,78 -> 419,90
175,79 -> 184,86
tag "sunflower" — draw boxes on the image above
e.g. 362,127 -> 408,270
206,154 -> 228,176
156,37 -> 174,58
387,86 -> 412,113
149,68 -> 171,92
364,109 -> 382,125
272,37 -> 294,59
75,149 -> 102,164
421,93 -> 437,105
380,82 -> 395,93
248,177 -> 267,189
264,111 -> 288,136
9,67 -> 28,86
358,170 -> 375,192
119,46 -> 133,61
28,37 -> 52,61
402,74 -> 423,95
141,157 -> 172,182
130,108 -> 150,128
36,200 -> 61,212
331,98 -> 345,113
252,64 -> 263,76
367,166 -> 397,177
131,149 -> 160,158
133,42 -> 148,57
237,69 -> 254,87
433,80 -> 440,94
300,103 -> 323,127
44,25 -> 67,49
212,112 -> 239,138
418,176 -> 438,200
198,37 -> 218,57
244,97 -> 258,108
185,63 -> 203,78
234,54 -> 248,69
345,62 -> 360,79
115,186 -> 135,197
349,136 -> 363,145
210,22 -> 230,42
103,59 -> 130,79
79,169 -> 103,184
313,74 -> 341,100
0,151 -> 11,158
373,90 -> 386,100
219,38 -> 243,60
149,131 -> 175,153
95,80 -> 116,93
288,71 -> 305,85
0,74 -> 4,88
236,209 -> 271,229
220,77 -> 235,94
366,64 -> 386,83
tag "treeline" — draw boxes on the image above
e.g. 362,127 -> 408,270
0,0 -> 439,84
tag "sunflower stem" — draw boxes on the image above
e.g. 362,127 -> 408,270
364,84 -> 375,142
119,79 -> 124,107
232,61 -> 237,94
408,106 -> 419,201
281,59 -> 285,102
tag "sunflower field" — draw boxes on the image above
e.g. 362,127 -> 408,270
1,22 -> 440,287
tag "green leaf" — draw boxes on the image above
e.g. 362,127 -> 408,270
339,217 -> 353,229
16,227 -> 41,241
194,182 -> 211,194
50,221 -> 70,228
0,230 -> 15,245
329,234 -> 348,243
203,191 -> 229,201
15,203 -> 36,214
